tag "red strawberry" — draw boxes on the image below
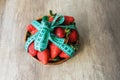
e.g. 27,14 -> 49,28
54,27 -> 65,38
64,16 -> 74,25
37,49 -> 50,64
49,16 -> 54,22
49,58 -> 53,61
68,29 -> 78,43
27,24 -> 37,34
31,29 -> 37,35
50,43 -> 62,59
59,51 -> 70,59
28,42 -> 38,56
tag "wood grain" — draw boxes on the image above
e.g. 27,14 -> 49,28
0,0 -> 120,80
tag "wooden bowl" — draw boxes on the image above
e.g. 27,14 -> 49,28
24,17 -> 80,65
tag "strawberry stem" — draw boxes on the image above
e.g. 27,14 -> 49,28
65,28 -> 71,39
49,10 -> 56,16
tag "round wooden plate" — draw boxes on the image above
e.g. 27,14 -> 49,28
24,17 -> 80,65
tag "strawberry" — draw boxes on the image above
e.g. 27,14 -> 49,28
31,29 -> 37,35
49,58 -> 53,61
27,24 -> 37,35
54,27 -> 65,38
49,16 -> 54,22
28,42 -> 38,56
64,16 -> 74,25
68,29 -> 78,43
59,51 -> 70,59
37,49 -> 50,64
50,43 -> 62,59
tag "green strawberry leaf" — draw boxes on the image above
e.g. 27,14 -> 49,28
42,16 -> 49,21
52,56 -> 61,62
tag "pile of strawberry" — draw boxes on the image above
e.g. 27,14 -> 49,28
25,11 -> 79,65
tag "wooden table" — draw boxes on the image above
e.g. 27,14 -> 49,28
0,0 -> 120,80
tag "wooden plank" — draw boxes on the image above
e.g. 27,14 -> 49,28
0,0 -> 120,80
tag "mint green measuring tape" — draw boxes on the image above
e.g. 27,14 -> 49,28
25,15 -> 76,57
